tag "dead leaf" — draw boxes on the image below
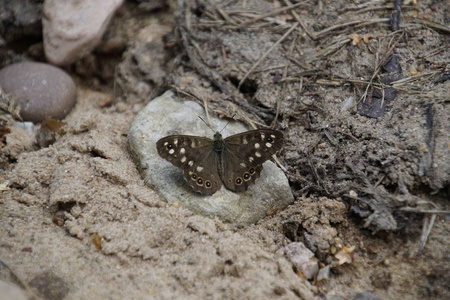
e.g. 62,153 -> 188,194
0,181 -> 10,191
98,96 -> 113,108
348,34 -> 361,45
362,34 -> 374,44
335,245 -> 356,265
90,233 -> 102,250
42,115 -> 66,132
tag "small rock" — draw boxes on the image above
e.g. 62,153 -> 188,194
327,296 -> 346,300
43,0 -> 124,65
354,291 -> 382,300
0,62 -> 77,123
128,90 -> 294,225
317,265 -> 330,282
284,242 -> 319,279
12,121 -> 35,135
0,280 -> 27,300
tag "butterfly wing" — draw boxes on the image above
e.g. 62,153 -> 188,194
156,135 -> 222,194
221,129 -> 283,192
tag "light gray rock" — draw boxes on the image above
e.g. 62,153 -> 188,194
128,90 -> 294,224
0,62 -> 77,123
317,265 -> 331,282
284,242 -> 319,280
43,0 -> 124,66
0,280 -> 28,300
354,292 -> 382,300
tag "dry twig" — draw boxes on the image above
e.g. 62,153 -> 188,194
391,0 -> 402,31
314,18 -> 390,39
419,214 -> 436,252
283,0 -> 315,39
412,18 -> 450,34
239,1 -> 307,27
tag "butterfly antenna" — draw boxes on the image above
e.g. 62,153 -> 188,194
198,116 -> 216,133
219,113 -> 236,133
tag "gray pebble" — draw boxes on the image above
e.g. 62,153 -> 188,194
284,242 -> 319,279
354,292 -> 382,300
0,62 -> 77,123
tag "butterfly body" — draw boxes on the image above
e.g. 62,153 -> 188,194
156,129 -> 283,195
211,132 -> 225,154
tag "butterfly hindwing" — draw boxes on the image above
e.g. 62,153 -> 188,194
221,153 -> 264,192
183,150 -> 222,194
156,135 -> 221,194
221,129 -> 283,192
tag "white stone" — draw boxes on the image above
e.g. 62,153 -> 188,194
0,280 -> 27,300
285,242 -> 319,280
128,91 -> 294,225
43,0 -> 124,66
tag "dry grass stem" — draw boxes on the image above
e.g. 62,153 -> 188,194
239,1 -> 307,27
412,18 -> 450,34
314,18 -> 390,38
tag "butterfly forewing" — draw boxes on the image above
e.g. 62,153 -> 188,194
221,129 -> 283,192
156,135 -> 222,194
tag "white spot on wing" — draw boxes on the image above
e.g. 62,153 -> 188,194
164,142 -> 168,146
196,166 -> 204,172
169,149 -> 175,155
240,163 -> 246,168
254,143 -> 260,149
249,156 -> 254,162
180,148 -> 186,155
174,138 -> 178,145
188,161 -> 194,166
242,136 -> 248,144
270,134 -> 275,138
191,140 -> 196,147
261,134 -> 265,140
181,156 -> 187,163
266,142 -> 272,148
255,151 -> 262,157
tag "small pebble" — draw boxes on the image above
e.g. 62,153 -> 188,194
0,62 -> 77,123
0,280 -> 28,300
284,242 -> 319,279
317,265 -> 330,282
354,291 -> 381,300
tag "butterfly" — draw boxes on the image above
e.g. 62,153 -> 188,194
156,129 -> 283,195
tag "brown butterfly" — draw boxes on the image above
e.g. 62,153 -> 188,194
156,129 -> 283,195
